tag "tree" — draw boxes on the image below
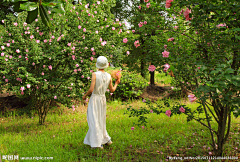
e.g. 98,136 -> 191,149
3,0 -> 66,27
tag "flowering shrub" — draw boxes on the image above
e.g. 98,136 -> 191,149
106,70 -> 148,101
123,0 -> 240,157
0,0 -> 134,124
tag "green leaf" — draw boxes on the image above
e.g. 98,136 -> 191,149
13,2 -> 24,12
232,81 -> 238,86
26,7 -> 38,24
232,28 -> 240,32
169,65 -> 175,73
225,68 -> 234,74
10,0 -> 28,2
225,74 -> 232,82
51,3 -> 65,14
211,83 -> 218,88
39,5 -> 50,27
232,76 -> 240,81
235,35 -> 240,40
210,70 -> 218,74
20,2 -> 38,11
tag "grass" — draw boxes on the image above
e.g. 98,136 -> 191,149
0,97 -> 239,162
0,71 -> 239,162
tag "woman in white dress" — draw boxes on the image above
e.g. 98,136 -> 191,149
82,56 -> 121,149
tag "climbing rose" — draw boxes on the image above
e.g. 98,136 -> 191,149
134,40 -> 140,48
138,22 -> 143,27
216,23 -> 226,28
123,38 -> 128,43
168,37 -> 174,42
146,3 -> 150,8
148,65 -> 156,72
165,110 -> 171,117
179,106 -> 185,113
188,95 -> 197,103
165,0 -> 173,8
162,51 -> 170,58
183,8 -> 191,21
163,64 -> 170,70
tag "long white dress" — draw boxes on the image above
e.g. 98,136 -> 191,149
84,71 -> 112,147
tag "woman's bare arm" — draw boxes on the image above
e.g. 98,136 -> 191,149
109,78 -> 120,93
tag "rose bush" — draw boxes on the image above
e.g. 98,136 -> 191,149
124,0 -> 240,156
120,0 -> 171,82
0,0 -> 135,124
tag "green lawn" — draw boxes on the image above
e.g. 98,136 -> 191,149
0,97 -> 239,162
0,70 -> 239,162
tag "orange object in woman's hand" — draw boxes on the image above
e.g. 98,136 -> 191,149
110,70 -> 122,80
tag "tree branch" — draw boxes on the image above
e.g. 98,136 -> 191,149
202,102 -> 217,151
205,101 -> 219,124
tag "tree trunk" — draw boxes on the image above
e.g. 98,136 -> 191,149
216,105 -> 231,156
150,71 -> 155,85
141,59 -> 145,79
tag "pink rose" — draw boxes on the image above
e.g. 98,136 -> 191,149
165,110 -> 171,117
138,22 -> 143,27
148,65 -> 156,72
123,38 -> 128,43
162,50 -> 170,58
183,8 -> 191,21
168,37 -> 174,42
179,106 -> 185,113
188,95 -> 197,103
165,0 -> 173,8
146,3 -> 150,8
163,64 -> 170,70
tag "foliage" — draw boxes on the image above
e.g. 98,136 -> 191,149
5,0 -> 66,27
122,0 -> 240,156
0,0 -> 134,124
105,68 -> 148,101
0,0 -> 17,27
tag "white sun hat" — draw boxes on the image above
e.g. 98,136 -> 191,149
96,56 -> 108,69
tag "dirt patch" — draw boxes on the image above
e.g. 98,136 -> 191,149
139,83 -> 175,102
0,95 -> 28,109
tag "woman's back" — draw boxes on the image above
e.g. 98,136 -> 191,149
92,71 -> 111,96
